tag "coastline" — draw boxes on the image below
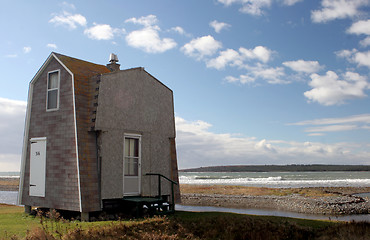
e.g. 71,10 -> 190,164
0,177 -> 19,192
2,177 -> 369,216
180,185 -> 370,215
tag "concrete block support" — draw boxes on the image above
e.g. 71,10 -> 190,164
81,212 -> 90,222
25,205 -> 32,214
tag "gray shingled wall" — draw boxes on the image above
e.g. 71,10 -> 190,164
95,68 -> 178,200
21,58 -> 80,211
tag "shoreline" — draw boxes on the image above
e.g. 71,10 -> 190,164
2,178 -> 369,215
180,185 -> 370,215
0,177 -> 19,192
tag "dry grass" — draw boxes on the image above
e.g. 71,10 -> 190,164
180,184 -> 339,198
1,205 -> 369,240
20,212 -> 370,240
0,178 -> 19,191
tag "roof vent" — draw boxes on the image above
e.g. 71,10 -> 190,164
109,53 -> 119,63
107,53 -> 120,72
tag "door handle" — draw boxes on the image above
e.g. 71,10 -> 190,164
30,184 -> 36,187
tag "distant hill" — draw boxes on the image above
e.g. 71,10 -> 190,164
180,165 -> 370,172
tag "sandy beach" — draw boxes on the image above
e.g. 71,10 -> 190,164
180,184 -> 370,215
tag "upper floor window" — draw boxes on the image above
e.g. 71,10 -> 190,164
46,70 -> 59,111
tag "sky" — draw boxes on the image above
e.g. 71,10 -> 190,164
1,0 -> 370,171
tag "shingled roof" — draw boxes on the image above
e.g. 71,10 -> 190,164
53,52 -> 111,78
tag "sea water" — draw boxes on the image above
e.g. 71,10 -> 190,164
179,171 -> 370,188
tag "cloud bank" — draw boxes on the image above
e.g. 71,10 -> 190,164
176,116 -> 370,169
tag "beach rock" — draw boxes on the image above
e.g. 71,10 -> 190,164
181,192 -> 370,215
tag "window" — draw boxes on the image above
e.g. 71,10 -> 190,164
124,137 -> 140,176
46,71 -> 59,110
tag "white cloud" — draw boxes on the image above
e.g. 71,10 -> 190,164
255,139 -> 276,152
125,15 -> 177,53
171,26 -> 186,35
181,35 -> 222,60
282,0 -> 303,6
217,0 -> 240,6
347,19 -> 370,35
307,133 -> 325,136
305,124 -> 359,132
360,36 -> 370,47
209,20 -> 231,33
283,60 -> 323,73
175,116 -> 370,168
206,45 -> 273,70
311,0 -> 370,23
23,46 -> 31,54
49,11 -> 87,29
239,0 -> 273,16
84,23 -> 124,40
60,1 -> 76,10
336,48 -> 370,68
290,113 -> 370,126
289,114 -> 370,136
126,27 -> 177,53
46,43 -> 58,49
217,0 -> 301,15
0,154 -> 21,172
246,64 -> 288,84
239,46 -> 273,63
304,70 -> 369,106
225,74 -> 256,84
347,19 -> 370,46
125,15 -> 158,27
225,64 -> 288,85
354,50 -> 370,68
0,98 -> 26,171
335,48 -> 358,59
206,49 -> 242,69
5,54 -> 17,58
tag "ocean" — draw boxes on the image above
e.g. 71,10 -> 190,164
179,171 -> 370,188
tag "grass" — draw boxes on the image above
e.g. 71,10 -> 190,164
1,204 -> 370,239
180,184 -> 340,197
0,204 -> 40,239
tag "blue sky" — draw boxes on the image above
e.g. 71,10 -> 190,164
1,0 -> 370,171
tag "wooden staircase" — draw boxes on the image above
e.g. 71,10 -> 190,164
103,173 -> 178,217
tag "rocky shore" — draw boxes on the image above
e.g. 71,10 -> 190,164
181,187 -> 370,215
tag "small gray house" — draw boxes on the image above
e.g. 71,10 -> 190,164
18,52 -> 180,220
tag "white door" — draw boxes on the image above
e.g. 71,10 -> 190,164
29,138 -> 47,197
123,135 -> 141,196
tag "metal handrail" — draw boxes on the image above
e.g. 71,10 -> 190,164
145,173 -> 178,211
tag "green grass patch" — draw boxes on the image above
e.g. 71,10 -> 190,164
0,204 -> 369,240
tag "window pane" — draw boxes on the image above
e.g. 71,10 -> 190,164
48,72 -> 58,89
125,138 -> 138,157
124,139 -> 129,156
47,90 -> 58,109
124,158 -> 129,175
134,139 -> 139,157
124,157 -> 138,176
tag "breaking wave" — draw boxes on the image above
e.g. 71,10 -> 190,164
179,173 -> 370,188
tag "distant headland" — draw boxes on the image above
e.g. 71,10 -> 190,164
180,164 -> 370,172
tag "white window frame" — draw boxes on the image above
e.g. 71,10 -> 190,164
46,70 -> 60,111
